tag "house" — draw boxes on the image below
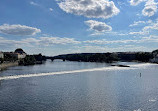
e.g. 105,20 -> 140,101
2,48 -> 26,61
3,52 -> 26,61
16,53 -> 26,59
3,52 -> 19,61
14,48 -> 26,59
0,52 -> 4,59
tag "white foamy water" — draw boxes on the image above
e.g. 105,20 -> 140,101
0,66 -> 132,80
149,99 -> 157,102
134,109 -> 141,111
130,63 -> 156,68
0,63 -> 156,81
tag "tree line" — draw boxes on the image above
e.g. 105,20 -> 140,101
52,50 -> 158,63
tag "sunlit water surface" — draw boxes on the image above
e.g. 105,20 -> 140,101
0,60 -> 158,111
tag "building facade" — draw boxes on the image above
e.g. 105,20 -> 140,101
14,48 -> 26,59
0,52 -> 4,59
16,53 -> 26,59
3,52 -> 26,60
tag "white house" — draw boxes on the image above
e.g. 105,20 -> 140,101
14,48 -> 26,59
0,52 -> 4,59
16,53 -> 26,59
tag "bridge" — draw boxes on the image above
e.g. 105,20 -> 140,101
46,56 -> 66,61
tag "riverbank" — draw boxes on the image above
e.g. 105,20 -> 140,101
0,61 -> 18,71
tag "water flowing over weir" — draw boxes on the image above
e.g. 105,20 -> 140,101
0,63 -> 156,81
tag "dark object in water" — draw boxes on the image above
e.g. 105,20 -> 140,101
111,64 -> 130,67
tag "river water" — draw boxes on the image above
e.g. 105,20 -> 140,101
0,60 -> 158,111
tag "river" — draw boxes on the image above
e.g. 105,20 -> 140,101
0,60 -> 158,111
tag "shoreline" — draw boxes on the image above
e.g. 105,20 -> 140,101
0,61 -> 19,71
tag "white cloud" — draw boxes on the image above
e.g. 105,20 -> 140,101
147,19 -> 153,24
38,37 -> 81,45
98,31 -> 129,36
143,24 -> 158,31
130,0 -> 158,17
130,0 -> 146,6
141,35 -> 158,43
49,8 -> 53,12
30,1 -> 39,6
129,31 -> 148,35
0,24 -> 41,36
84,35 -> 158,45
129,19 -> 158,35
129,21 -> 146,27
0,36 -> 80,48
142,0 -> 158,17
84,39 -> 138,44
1,35 -> 157,54
74,45 -> 107,53
143,19 -> 158,31
72,45 -> 150,53
85,20 -> 112,35
129,20 -> 153,27
58,0 -> 120,19
0,37 -> 30,48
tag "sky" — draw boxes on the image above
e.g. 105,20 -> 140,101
0,0 -> 158,56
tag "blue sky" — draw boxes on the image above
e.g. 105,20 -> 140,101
0,0 -> 158,56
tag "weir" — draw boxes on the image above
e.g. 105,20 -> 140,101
0,67 -> 132,81
0,63 -> 156,81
